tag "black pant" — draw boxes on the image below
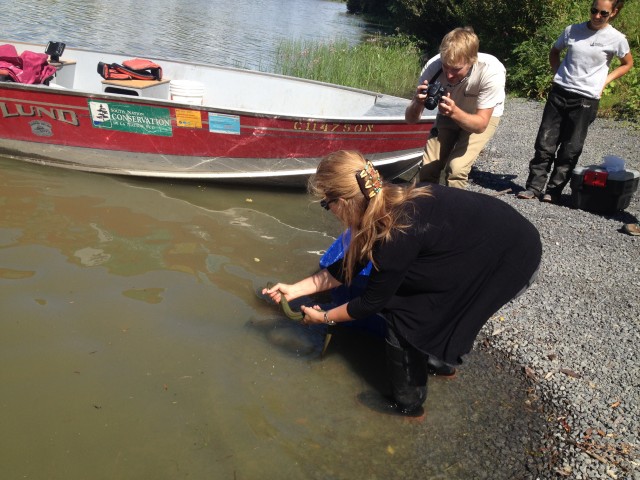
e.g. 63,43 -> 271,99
526,85 -> 599,197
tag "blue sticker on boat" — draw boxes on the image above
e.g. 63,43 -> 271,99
208,113 -> 240,135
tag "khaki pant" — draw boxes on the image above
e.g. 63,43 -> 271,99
419,116 -> 501,189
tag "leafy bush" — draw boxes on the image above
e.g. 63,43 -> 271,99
356,0 -> 639,122
508,0 -> 639,121
607,0 -> 640,121
508,1 -> 579,100
346,0 -> 389,15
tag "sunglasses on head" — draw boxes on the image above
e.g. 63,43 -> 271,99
320,198 -> 337,210
590,7 -> 611,16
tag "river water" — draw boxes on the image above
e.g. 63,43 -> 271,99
0,1 -> 545,478
1,0 -> 373,70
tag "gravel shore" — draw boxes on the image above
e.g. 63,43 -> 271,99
467,98 -> 639,479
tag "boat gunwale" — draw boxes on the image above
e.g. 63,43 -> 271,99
0,81 -> 436,124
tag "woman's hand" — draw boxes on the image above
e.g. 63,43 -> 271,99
262,282 -> 294,303
300,304 -> 325,325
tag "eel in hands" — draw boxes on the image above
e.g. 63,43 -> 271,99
266,282 -> 303,321
265,282 -> 333,357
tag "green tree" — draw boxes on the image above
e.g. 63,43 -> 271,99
360,0 -> 639,121
346,0 -> 389,15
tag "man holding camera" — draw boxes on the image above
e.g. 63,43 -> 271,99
405,27 -> 506,189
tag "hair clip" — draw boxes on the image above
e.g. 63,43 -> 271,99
356,161 -> 382,199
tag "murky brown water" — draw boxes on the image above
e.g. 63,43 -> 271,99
0,3 -> 547,475
0,157 -> 546,479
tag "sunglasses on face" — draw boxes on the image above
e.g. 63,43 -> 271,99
590,7 -> 611,16
320,198 -> 337,210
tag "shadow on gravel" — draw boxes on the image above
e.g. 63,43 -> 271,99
470,168 -> 639,224
469,168 -> 522,194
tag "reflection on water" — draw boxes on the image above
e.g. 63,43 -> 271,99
3,0 -> 373,70
0,158 -> 545,479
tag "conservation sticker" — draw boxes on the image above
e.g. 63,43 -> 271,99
88,101 -> 172,136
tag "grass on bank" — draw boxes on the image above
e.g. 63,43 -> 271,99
272,35 -> 422,99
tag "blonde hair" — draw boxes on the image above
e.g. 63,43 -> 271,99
439,27 -> 479,66
309,150 -> 431,284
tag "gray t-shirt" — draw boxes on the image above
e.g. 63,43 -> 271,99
418,52 -> 506,117
553,22 -> 630,99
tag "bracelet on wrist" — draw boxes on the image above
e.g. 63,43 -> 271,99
323,311 -> 336,326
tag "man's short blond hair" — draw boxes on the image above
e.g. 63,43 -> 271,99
439,27 -> 479,66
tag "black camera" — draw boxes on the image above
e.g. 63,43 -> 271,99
424,80 -> 446,110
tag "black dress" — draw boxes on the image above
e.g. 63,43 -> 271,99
327,184 -> 542,365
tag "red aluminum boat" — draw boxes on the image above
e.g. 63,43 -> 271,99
0,40 -> 435,187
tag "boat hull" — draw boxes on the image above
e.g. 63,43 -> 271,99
0,41 -> 434,186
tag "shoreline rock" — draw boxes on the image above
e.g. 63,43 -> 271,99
469,97 -> 639,479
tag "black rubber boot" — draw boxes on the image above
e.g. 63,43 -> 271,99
356,390 -> 425,418
356,340 -> 428,417
426,355 -> 457,377
383,340 -> 428,416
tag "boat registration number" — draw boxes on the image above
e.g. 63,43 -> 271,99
293,122 -> 374,133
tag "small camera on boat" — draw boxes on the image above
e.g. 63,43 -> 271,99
45,41 -> 66,63
424,80 -> 446,110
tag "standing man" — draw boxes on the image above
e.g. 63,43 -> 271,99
406,27 -> 506,189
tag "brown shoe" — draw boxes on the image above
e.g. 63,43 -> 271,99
623,223 -> 640,236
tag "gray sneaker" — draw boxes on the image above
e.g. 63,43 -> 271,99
623,223 -> 640,236
542,193 -> 560,204
517,190 -> 537,200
